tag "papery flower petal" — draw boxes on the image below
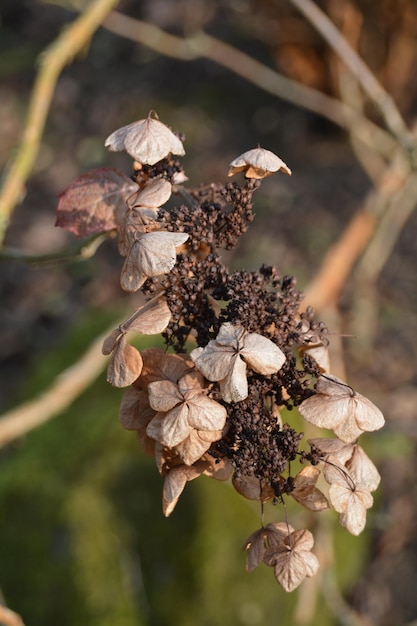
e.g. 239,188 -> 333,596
137,231 -> 189,276
228,148 -> 291,179
219,354 -> 248,403
241,332 -> 286,375
175,429 -> 221,466
135,178 -> 172,208
291,466 -> 329,512
347,445 -> 381,492
162,463 -> 203,517
186,395 -> 227,431
190,343 -> 233,382
160,403 -> 193,447
148,380 -> 183,412
105,114 -> 185,165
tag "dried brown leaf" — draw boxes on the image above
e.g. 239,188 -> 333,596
56,168 -> 138,237
105,113 -> 185,165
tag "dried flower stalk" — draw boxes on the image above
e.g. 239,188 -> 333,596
55,111 -> 385,592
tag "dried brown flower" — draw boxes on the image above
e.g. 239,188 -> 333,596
290,466 -> 329,512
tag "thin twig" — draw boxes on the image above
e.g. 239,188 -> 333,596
0,0 -> 120,246
0,232 -> 113,265
288,0 -> 415,157
102,11 -> 395,159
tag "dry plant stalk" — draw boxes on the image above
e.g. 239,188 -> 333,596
52,111 -> 385,592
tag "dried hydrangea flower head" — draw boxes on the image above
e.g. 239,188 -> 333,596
105,110 -> 185,165
228,147 -> 292,179
55,111 -> 385,593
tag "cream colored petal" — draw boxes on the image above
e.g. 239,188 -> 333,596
219,354 -> 248,403
175,430 -> 212,466
291,467 -> 329,512
135,178 -> 172,208
299,395 -> 351,429
332,412 -> 364,443
105,116 -> 185,165
241,332 -> 286,375
190,343 -> 233,382
120,245 -> 147,292
107,338 -> 143,387
347,446 -> 381,492
187,396 -> 227,431
137,231 -> 189,277
352,395 -> 385,432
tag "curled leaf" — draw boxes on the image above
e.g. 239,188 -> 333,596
105,112 -> 185,165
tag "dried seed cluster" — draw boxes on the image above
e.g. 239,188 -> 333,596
55,111 -> 385,592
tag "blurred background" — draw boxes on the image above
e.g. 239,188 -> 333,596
1,0 -> 417,624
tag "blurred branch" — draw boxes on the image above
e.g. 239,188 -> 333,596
101,11 -> 395,159
0,326 -> 111,447
301,150 -> 412,311
288,0 -> 415,158
334,1 -> 386,185
0,232 -> 113,265
0,603 -> 24,626
0,0 -> 120,246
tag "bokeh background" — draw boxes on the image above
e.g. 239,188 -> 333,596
1,1 -> 417,625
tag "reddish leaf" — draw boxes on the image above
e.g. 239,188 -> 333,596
55,168 -> 138,237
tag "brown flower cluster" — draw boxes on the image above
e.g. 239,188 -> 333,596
56,111 -> 385,593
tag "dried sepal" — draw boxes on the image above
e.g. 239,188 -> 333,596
346,445 -> 381,492
299,375 -> 385,443
118,207 -> 159,256
106,336 -> 143,387
175,428 -> 223,466
300,342 -> 330,373
191,322 -> 285,403
120,231 -> 189,292
122,297 -> 171,335
228,148 -> 291,179
135,178 -> 172,208
105,111 -> 185,165
291,466 -> 329,512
